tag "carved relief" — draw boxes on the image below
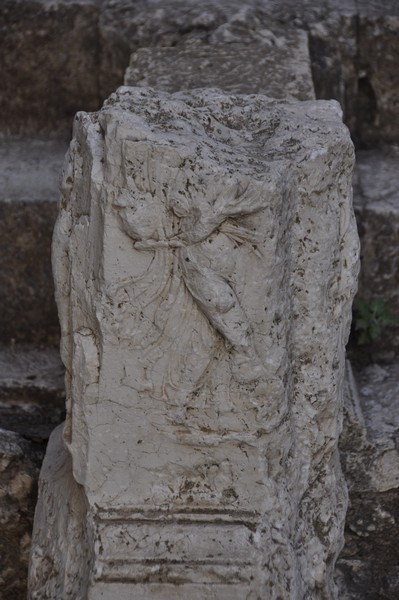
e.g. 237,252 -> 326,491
112,141 -> 268,405
29,88 -> 359,600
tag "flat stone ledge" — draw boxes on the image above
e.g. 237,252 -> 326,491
124,31 -> 315,100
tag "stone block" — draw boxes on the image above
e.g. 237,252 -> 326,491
0,346 -> 65,441
124,31 -> 315,100
29,87 -> 359,598
0,136 -> 67,344
0,0 -> 102,135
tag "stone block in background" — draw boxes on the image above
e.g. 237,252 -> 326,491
1,1 -> 398,145
0,0 -> 102,135
337,361 -> 399,599
29,87 -> 358,599
0,430 -> 44,600
352,146 -> 399,359
0,136 -> 67,345
98,0 -> 247,100
0,348 -> 65,600
0,346 -> 65,442
356,1 -> 399,146
124,30 -> 315,100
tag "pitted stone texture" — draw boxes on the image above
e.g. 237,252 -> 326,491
124,31 -> 315,100
353,147 -> 399,358
0,429 -> 44,600
29,87 -> 358,599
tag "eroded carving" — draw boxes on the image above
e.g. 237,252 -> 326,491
29,88 -> 359,600
113,142 -> 269,392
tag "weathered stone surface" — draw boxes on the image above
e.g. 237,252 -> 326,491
0,137 -> 67,344
124,31 -> 315,100
28,424 -> 90,600
0,429 -> 44,600
353,147 -> 399,358
29,87 -> 358,598
337,360 -> 399,599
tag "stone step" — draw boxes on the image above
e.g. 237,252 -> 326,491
124,29 -> 315,100
0,345 -> 65,442
0,136 -> 68,345
0,0 -> 104,136
352,146 -> 399,359
1,0 -> 398,144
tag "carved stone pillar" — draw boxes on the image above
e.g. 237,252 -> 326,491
29,87 -> 359,599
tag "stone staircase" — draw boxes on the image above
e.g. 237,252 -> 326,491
0,1 -> 398,599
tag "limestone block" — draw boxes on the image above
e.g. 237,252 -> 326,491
353,147 -> 399,357
337,360 -> 399,599
30,87 -> 359,599
0,429 -> 44,600
124,31 -> 315,100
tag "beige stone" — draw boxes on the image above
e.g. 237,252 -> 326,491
29,87 -> 359,599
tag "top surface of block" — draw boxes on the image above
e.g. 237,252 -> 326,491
101,86 -> 344,171
124,33 -> 315,101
